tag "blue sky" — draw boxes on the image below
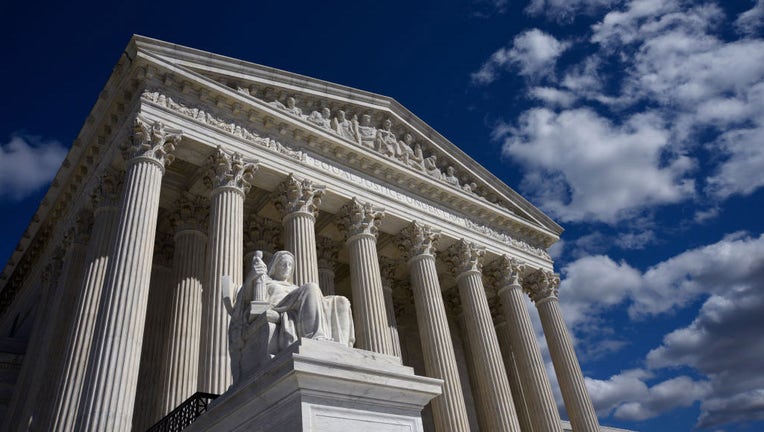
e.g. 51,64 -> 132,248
2,1 -> 763,430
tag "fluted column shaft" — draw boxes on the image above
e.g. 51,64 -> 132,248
76,163 -> 170,429
382,286 -> 402,358
199,146 -> 256,395
407,254 -> 470,432
346,233 -> 393,354
276,175 -> 323,287
527,271 -> 599,432
283,211 -> 318,286
537,298 -> 598,431
456,270 -> 520,431
36,232 -> 89,429
132,262 -> 174,431
3,249 -> 66,431
499,273 -> 562,432
200,187 -> 243,394
50,202 -> 119,432
162,227 -> 207,413
318,266 -> 336,295
75,117 -> 180,432
496,321 -> 535,432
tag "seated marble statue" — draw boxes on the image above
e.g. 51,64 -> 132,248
226,250 -> 355,383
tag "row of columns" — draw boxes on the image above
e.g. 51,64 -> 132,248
8,116 -> 597,432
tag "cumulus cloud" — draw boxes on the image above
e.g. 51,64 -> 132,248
498,108 -> 694,223
0,135 -> 67,201
556,233 -> 764,427
485,0 -> 764,222
471,29 -> 569,85
735,0 -> 764,35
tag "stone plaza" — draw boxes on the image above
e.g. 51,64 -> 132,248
0,36 -> 631,431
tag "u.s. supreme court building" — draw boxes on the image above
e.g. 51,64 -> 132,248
0,36 -> 629,432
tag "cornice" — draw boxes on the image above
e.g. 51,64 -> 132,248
131,35 -> 562,237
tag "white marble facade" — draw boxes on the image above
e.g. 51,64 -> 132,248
0,35 -> 603,432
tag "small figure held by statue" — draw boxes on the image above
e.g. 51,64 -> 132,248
224,250 -> 355,385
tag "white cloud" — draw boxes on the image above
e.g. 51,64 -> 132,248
471,29 -> 569,85
735,0 -> 764,35
556,233 -> 764,427
529,87 -> 577,107
489,0 -> 764,220
586,373 -> 711,420
499,107 -> 695,223
526,0 -> 621,21
0,135 -> 67,201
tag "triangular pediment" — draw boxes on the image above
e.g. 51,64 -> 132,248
130,35 -> 562,247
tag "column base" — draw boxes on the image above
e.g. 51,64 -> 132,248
187,338 -> 442,432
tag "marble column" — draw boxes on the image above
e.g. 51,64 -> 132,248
199,146 -> 257,395
339,198 -> 393,355
244,214 -> 282,271
445,240 -> 520,432
75,117 -> 181,431
398,222 -> 470,432
316,236 -> 340,296
495,318 -> 535,432
525,269 -> 599,432
379,257 -> 402,358
3,245 -> 66,431
161,195 -> 208,414
489,257 -> 563,432
132,240 -> 174,431
49,174 -> 120,432
275,174 -> 324,286
33,212 -> 92,429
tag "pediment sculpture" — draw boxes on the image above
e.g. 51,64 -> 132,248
224,250 -> 355,384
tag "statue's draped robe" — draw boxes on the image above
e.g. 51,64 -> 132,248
268,280 -> 355,350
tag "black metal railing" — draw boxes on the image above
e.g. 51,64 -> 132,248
147,392 -> 219,432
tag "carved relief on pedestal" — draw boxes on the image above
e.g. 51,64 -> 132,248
338,198 -> 385,239
274,174 -> 325,218
398,221 -> 440,261
523,269 -> 560,303
124,115 -> 182,167
205,145 -> 259,194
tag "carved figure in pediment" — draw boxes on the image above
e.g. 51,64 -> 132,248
331,110 -> 358,141
375,118 -> 398,158
356,114 -> 377,149
285,96 -> 303,117
308,107 -> 331,128
444,166 -> 460,187
463,181 -> 477,193
423,154 -> 443,179
225,250 -> 355,382
397,134 -> 425,171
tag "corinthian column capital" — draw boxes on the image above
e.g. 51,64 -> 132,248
91,170 -> 122,209
485,255 -> 524,289
524,269 -> 560,303
205,146 -> 258,194
124,115 -> 182,168
339,198 -> 385,240
274,174 -> 325,218
397,221 -> 440,261
444,239 -> 485,277
171,193 -> 208,233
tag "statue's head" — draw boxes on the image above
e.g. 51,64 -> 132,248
269,251 -> 295,283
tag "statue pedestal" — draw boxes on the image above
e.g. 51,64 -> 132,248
187,338 -> 442,432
